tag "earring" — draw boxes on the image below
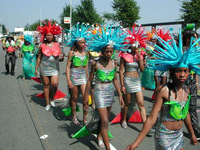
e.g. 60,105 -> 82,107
169,78 -> 173,83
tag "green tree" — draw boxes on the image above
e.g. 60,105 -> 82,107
180,0 -> 200,30
24,19 -> 58,31
60,0 -> 103,30
103,0 -> 140,28
1,24 -> 7,34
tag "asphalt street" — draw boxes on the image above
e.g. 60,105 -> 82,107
0,44 -> 200,150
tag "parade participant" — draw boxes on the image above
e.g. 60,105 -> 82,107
2,35 -> 17,75
22,33 -> 37,79
35,20 -> 63,111
126,29 -> 199,150
183,30 -> 200,140
84,25 -> 126,149
66,23 -> 92,125
119,24 -> 147,128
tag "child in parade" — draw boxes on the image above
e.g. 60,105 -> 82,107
66,23 -> 91,125
35,20 -> 64,111
126,30 -> 198,150
84,25 -> 126,149
119,24 -> 147,128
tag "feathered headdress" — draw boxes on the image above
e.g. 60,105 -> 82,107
124,24 -> 147,48
156,27 -> 172,42
89,25 -> 127,52
146,27 -> 156,41
66,22 -> 92,46
24,33 -> 34,44
36,20 -> 62,41
147,29 -> 200,74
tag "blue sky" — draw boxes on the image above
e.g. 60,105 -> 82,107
0,0 -> 187,32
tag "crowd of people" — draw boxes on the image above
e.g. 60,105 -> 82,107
2,20 -> 200,150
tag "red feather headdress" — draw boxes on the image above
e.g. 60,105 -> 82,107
156,27 -> 171,41
124,24 -> 147,48
36,20 -> 62,41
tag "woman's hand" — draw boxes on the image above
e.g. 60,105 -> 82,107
190,134 -> 198,145
126,142 -> 138,150
119,95 -> 124,108
68,80 -> 74,89
34,70 -> 38,76
121,86 -> 126,95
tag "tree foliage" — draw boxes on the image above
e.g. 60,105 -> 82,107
0,24 -> 7,34
103,0 -> 140,28
180,0 -> 200,30
60,0 -> 103,30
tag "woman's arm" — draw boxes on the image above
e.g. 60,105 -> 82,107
184,113 -> 198,145
113,60 -> 124,108
85,52 -> 89,79
84,61 -> 96,102
66,50 -> 74,89
119,57 -> 126,94
136,48 -> 145,72
126,86 -> 165,150
35,47 -> 42,76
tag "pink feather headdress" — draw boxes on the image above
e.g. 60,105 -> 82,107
124,23 -> 148,48
36,20 -> 62,41
156,27 -> 171,41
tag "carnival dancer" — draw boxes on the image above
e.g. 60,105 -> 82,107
35,20 -> 64,111
2,35 -> 17,75
119,24 -> 147,128
183,30 -> 200,140
83,25 -> 125,149
66,23 -> 92,125
126,29 -> 199,150
22,33 -> 37,79
141,29 -> 156,90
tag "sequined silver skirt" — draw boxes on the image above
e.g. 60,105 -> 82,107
155,122 -> 184,150
40,55 -> 59,76
124,76 -> 142,93
70,68 -> 87,86
94,83 -> 114,108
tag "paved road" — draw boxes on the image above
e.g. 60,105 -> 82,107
0,44 -> 200,150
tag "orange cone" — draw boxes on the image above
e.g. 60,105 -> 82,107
128,110 -> 142,123
110,112 -> 122,124
31,77 -> 42,84
36,89 -> 66,99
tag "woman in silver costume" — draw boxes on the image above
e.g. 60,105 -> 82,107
35,21 -> 64,111
84,45 -> 124,149
66,38 -> 89,125
119,45 -> 147,128
126,30 -> 198,150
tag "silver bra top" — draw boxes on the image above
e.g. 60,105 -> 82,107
125,61 -> 139,72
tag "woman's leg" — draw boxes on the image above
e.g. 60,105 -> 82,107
70,85 -> 79,124
80,84 -> 88,124
135,91 -> 146,123
50,75 -> 59,101
97,107 -> 112,150
41,76 -> 50,106
121,93 -> 131,124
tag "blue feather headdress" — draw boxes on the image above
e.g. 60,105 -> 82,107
65,22 -> 93,46
88,25 -> 128,52
24,33 -> 34,44
147,29 -> 200,74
